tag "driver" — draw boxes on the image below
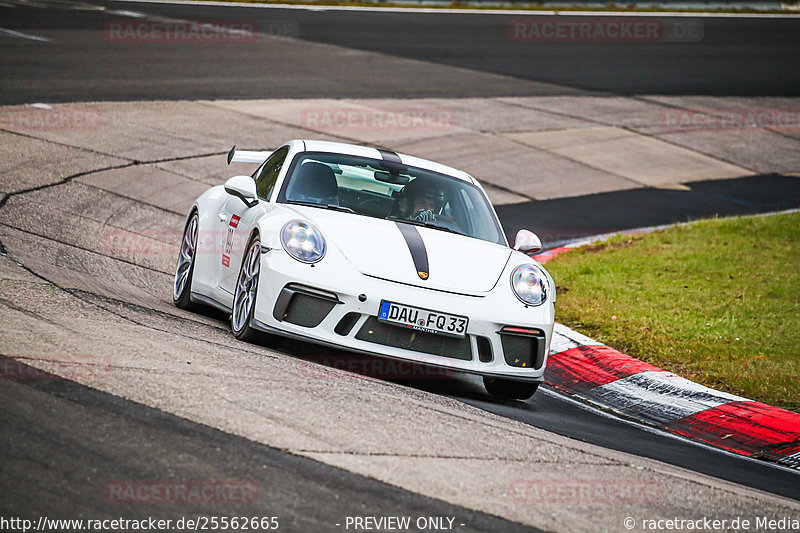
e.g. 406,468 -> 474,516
398,179 -> 446,223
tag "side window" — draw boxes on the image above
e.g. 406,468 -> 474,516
254,146 -> 290,200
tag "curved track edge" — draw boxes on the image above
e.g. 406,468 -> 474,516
534,224 -> 800,471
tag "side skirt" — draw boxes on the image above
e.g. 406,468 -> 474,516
190,292 -> 232,314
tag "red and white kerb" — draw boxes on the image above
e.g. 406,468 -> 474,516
546,323 -> 800,469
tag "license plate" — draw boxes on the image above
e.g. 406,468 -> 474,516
378,300 -> 468,338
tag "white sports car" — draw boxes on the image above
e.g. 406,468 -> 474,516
173,140 -> 555,400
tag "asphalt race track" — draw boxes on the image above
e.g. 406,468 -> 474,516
1,1 -> 799,530
0,356 -> 537,532
1,1 -> 800,103
495,173 -> 800,245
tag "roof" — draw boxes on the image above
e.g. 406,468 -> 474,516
299,139 -> 475,184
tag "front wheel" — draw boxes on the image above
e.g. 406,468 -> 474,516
483,377 -> 539,401
231,234 -> 262,342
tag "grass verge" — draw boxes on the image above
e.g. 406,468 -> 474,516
545,211 -> 800,413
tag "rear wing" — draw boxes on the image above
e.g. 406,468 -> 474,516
227,145 -> 272,165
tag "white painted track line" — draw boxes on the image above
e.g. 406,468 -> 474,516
0,27 -> 52,41
104,0 -> 800,18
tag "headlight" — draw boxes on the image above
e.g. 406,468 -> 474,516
510,264 -> 548,306
281,220 -> 326,263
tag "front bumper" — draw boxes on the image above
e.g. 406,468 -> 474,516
252,246 -> 554,382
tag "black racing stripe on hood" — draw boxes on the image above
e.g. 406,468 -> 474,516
395,222 -> 429,280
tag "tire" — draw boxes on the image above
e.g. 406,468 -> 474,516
231,233 -> 262,343
173,211 -> 198,309
483,376 -> 539,401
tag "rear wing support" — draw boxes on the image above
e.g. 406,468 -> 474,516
227,145 -> 272,165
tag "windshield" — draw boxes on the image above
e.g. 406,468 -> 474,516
277,152 -> 506,246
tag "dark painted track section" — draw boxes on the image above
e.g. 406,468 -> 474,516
228,7 -> 800,96
0,356 -> 536,533
496,173 -> 800,246
0,1 -> 799,104
457,383 -> 800,502
290,345 -> 800,501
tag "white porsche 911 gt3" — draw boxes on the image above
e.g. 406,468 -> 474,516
173,140 -> 554,400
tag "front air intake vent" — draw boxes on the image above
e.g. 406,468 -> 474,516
476,336 -> 493,363
334,312 -> 361,336
498,327 -> 546,369
273,284 -> 338,328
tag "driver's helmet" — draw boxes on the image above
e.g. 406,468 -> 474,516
398,179 -> 446,219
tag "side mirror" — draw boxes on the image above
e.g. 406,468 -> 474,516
513,229 -> 542,255
224,175 -> 258,208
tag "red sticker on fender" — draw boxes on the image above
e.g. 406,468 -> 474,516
222,254 -> 230,267
229,215 -> 240,228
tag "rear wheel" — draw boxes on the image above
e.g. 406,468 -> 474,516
173,211 -> 198,309
483,377 -> 539,401
231,234 -> 261,342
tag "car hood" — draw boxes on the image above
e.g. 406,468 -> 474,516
284,205 -> 511,294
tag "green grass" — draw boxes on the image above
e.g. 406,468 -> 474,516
545,212 -> 800,413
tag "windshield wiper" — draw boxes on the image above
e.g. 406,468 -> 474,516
324,204 -> 356,214
285,200 -> 355,214
423,222 -> 464,236
387,216 -> 464,236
